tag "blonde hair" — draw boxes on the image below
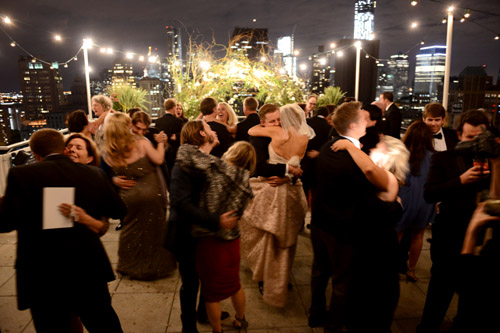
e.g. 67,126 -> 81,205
222,141 -> 256,174
218,102 -> 238,126
104,112 -> 136,166
91,95 -> 113,111
373,135 -> 410,185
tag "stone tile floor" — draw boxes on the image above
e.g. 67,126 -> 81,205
0,221 -> 458,333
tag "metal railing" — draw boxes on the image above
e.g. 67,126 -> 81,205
0,129 -> 68,195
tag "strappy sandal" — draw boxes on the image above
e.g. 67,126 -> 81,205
233,315 -> 248,332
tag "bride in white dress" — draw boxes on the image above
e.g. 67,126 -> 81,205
240,103 -> 315,307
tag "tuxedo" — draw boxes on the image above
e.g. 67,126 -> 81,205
443,127 -> 459,150
302,116 -> 332,195
207,121 -> 234,158
155,113 -> 184,172
0,155 -> 126,331
235,113 -> 260,142
249,136 -> 286,177
310,137 -> 401,331
382,103 -> 402,138
418,149 -> 490,332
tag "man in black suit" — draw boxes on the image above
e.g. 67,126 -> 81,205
155,98 -> 184,175
423,102 -> 459,152
417,110 -> 491,332
0,129 -> 125,332
249,104 -> 303,181
235,96 -> 260,142
304,94 -> 318,118
379,92 -> 402,138
309,101 -> 401,332
165,120 -> 236,333
302,106 -> 331,202
200,97 -> 234,158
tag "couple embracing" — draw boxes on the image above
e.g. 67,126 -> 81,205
240,103 -> 315,307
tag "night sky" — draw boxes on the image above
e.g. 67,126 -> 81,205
0,0 -> 499,92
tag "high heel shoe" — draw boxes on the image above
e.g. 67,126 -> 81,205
233,315 -> 248,332
406,269 -> 418,282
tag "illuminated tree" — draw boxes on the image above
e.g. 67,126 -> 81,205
168,34 -> 305,119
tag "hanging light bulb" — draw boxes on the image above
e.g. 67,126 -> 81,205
410,1 -> 418,6
3,16 -> 12,24
464,9 -> 471,18
495,35 -> 500,40
421,40 -> 425,45
73,57 -> 78,61
460,17 -> 465,23
365,54 -> 369,59
442,17 -> 447,24
64,63 -> 68,68
10,41 -> 16,47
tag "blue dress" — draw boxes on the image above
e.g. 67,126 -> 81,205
396,150 -> 435,233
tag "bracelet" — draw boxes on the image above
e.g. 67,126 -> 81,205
70,205 -> 79,222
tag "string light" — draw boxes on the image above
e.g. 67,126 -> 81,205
10,41 -> 15,47
411,22 -> 418,28
410,1 -> 418,6
442,17 -> 447,24
54,34 -> 62,41
3,16 -> 11,24
464,9 -> 471,18
460,17 -> 466,23
495,35 -> 500,40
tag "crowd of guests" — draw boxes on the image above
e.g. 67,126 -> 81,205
1,91 -> 499,333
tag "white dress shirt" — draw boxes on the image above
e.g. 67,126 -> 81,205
432,128 -> 447,152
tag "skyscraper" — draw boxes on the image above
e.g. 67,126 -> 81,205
276,36 -> 296,78
354,0 -> 376,40
414,45 -> 446,102
111,56 -> 136,87
388,53 -> 409,100
230,28 -> 269,61
165,26 -> 182,65
310,46 -> 332,94
18,56 -> 66,120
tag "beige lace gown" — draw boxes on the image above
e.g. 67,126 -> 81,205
114,156 -> 176,280
240,145 -> 308,307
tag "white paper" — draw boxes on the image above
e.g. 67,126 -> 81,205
43,187 -> 75,230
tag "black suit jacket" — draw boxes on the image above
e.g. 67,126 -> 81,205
443,127 -> 459,150
207,121 -> 234,158
155,113 -> 184,169
249,136 -> 286,177
0,155 -> 126,310
236,113 -> 260,142
424,149 -> 489,259
306,116 -> 331,151
302,116 -> 332,192
311,137 -> 400,241
382,104 -> 402,138
165,165 -> 220,258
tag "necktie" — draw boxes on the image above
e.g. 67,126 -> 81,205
433,133 -> 443,140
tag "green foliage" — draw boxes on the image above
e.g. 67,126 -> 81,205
317,86 -> 346,108
169,36 -> 305,119
107,84 -> 149,113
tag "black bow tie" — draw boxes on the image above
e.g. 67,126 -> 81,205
433,133 -> 443,140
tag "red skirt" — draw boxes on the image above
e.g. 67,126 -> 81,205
195,236 -> 241,302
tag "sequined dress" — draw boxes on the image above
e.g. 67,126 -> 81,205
240,145 -> 308,307
114,156 -> 176,280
